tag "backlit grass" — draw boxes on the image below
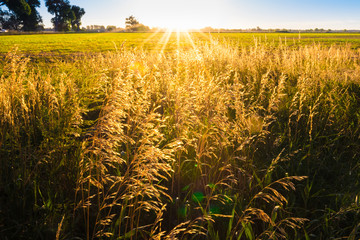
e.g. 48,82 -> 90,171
0,33 -> 360,239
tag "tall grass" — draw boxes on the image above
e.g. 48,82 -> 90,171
1,39 -> 359,239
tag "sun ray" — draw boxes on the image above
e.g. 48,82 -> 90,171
140,29 -> 162,49
160,30 -> 173,53
151,30 -> 169,53
175,29 -> 182,69
176,29 -> 180,51
197,30 -> 214,44
183,31 -> 198,52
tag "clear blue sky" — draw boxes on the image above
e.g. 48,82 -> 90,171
37,0 -> 360,30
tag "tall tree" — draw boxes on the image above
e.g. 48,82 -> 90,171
46,0 -> 85,31
45,0 -> 71,31
0,0 -> 31,16
70,5 -> 85,31
0,0 -> 42,31
21,0 -> 42,31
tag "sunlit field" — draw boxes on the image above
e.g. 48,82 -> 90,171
1,32 -> 360,56
1,32 -> 360,239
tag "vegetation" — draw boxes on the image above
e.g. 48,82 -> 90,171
0,0 -> 85,31
0,33 -> 360,239
45,0 -> 85,32
1,32 -> 360,56
0,0 -> 42,31
125,15 -> 150,32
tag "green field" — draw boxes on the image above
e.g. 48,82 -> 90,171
1,32 -> 360,56
1,32 -> 360,239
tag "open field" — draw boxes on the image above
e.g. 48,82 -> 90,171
1,32 -> 360,239
1,32 -> 360,56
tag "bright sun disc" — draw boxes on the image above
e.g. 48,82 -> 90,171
129,0 -> 228,30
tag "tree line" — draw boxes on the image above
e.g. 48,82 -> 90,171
84,16 -> 151,33
0,0 -> 85,31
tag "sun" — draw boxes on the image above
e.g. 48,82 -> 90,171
150,0 -> 207,31
162,19 -> 194,32
128,0 -> 228,30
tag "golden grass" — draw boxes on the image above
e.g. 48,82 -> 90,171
1,38 -> 360,239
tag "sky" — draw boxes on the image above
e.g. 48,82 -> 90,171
37,0 -> 360,30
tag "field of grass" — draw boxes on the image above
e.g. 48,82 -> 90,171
1,32 -> 360,56
1,32 -> 360,239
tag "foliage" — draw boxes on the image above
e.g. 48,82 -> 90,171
125,15 -> 150,32
106,25 -> 117,31
125,15 -> 139,28
70,5 -> 85,31
0,35 -> 360,239
0,0 -> 31,16
127,23 -> 150,32
0,0 -> 42,31
45,0 -> 85,31
45,0 -> 72,31
0,9 -> 21,30
21,0 -> 43,31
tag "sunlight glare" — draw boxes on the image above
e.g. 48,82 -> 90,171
129,0 -> 228,30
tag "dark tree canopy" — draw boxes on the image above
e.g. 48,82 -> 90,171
0,9 -> 21,30
0,0 -> 31,16
70,5 -> 85,31
45,0 -> 71,31
125,15 -> 139,28
45,0 -> 85,31
22,0 -> 42,31
0,0 -> 42,31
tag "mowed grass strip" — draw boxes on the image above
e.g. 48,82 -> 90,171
1,32 -> 360,56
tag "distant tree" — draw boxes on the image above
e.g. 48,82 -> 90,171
45,0 -> 71,31
70,5 -> 85,31
125,15 -> 139,28
46,0 -> 84,31
201,26 -> 214,33
125,15 -> 149,32
85,25 -> 105,32
106,25 -> 116,31
131,24 -> 149,32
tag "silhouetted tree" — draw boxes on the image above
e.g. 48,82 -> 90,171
70,5 -> 85,31
21,0 -> 42,31
125,15 -> 139,28
0,0 -> 31,16
0,9 -> 21,30
125,15 -> 149,32
46,0 -> 84,31
0,0 -> 42,31
106,25 -> 116,31
46,0 -> 70,31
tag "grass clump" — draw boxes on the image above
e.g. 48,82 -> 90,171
1,38 -> 360,239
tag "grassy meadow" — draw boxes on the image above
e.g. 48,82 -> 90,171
0,32 -> 360,239
1,32 -> 360,55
